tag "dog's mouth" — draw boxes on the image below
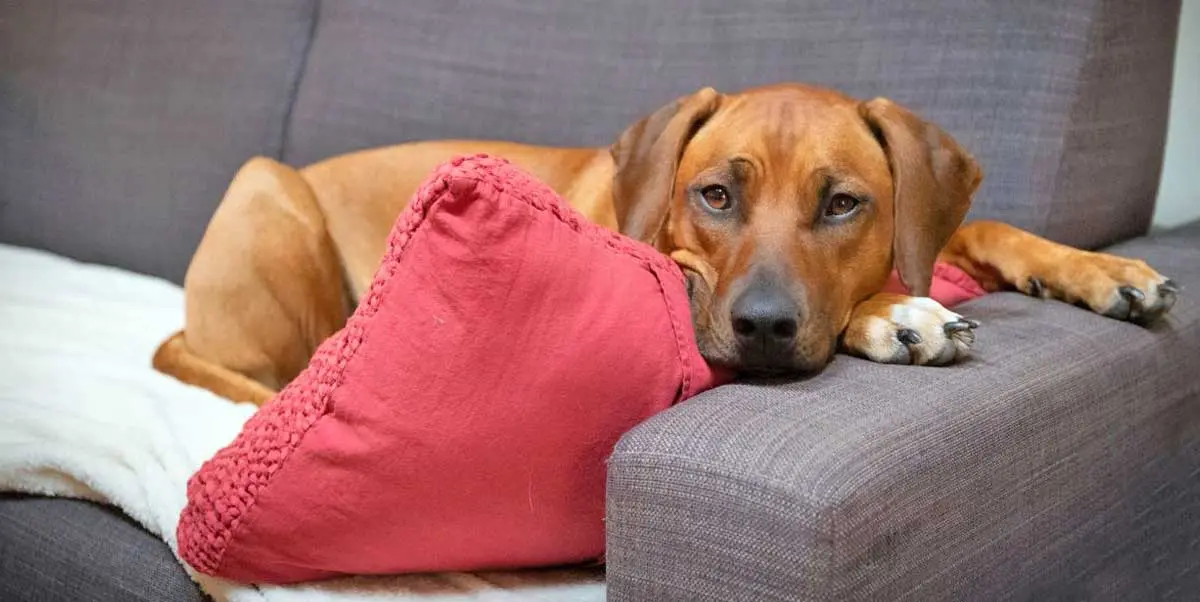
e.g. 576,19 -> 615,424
674,256 -> 833,379
701,353 -> 824,381
735,366 -> 819,383
670,250 -> 717,299
738,358 -> 827,377
683,268 -> 700,301
737,365 -> 796,378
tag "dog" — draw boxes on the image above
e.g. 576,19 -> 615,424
153,83 -> 1178,405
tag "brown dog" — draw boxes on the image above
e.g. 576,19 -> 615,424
154,83 -> 1178,405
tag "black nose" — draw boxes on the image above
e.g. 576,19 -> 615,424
730,282 -> 799,361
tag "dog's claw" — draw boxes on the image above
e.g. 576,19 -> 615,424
897,329 -> 922,345
1028,277 -> 1045,298
944,320 -> 973,334
1126,280 -> 1180,327
1119,286 -> 1145,304
963,318 -> 981,329
1158,282 -> 1179,315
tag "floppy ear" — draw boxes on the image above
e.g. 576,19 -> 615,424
610,87 -> 722,247
859,98 -> 983,297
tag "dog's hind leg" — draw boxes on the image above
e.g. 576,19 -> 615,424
157,157 -> 350,404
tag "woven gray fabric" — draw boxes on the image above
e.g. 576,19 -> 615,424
0,0 -> 316,282
1044,1 -> 1180,250
0,495 -> 205,602
285,0 -> 1178,251
607,223 -> 1200,601
0,1 -> 1177,280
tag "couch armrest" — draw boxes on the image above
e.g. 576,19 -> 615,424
606,224 -> 1200,601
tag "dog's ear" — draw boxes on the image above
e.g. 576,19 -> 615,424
610,87 -> 722,247
860,98 -> 982,297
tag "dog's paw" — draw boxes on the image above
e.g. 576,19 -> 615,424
1021,252 -> 1179,326
841,294 -> 978,366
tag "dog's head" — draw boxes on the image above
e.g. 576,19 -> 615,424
611,84 -> 982,376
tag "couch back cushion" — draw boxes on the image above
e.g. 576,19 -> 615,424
0,0 -> 316,281
286,0 -> 1178,253
0,0 -> 1179,282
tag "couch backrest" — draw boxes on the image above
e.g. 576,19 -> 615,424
0,0 -> 316,281
0,0 -> 1181,283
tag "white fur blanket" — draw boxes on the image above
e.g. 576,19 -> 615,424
0,244 -> 605,602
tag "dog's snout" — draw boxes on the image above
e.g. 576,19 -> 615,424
730,282 -> 800,365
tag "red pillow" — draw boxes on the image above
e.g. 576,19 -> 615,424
176,155 -> 729,584
882,262 -> 987,308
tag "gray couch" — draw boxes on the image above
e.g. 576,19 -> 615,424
1,1 -> 1196,600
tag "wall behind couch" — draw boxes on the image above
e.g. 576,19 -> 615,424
1154,0 -> 1200,228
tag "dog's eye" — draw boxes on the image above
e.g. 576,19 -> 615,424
700,185 -> 733,211
825,193 -> 860,218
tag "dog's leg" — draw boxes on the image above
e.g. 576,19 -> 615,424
156,157 -> 350,405
840,293 -> 978,365
840,219 -> 1179,366
939,220 -> 1178,325
153,332 -> 278,405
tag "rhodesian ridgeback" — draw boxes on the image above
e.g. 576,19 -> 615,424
153,83 -> 1178,405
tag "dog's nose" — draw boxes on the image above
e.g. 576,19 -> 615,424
730,283 -> 799,358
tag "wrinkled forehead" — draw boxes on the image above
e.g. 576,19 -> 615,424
682,87 -> 892,194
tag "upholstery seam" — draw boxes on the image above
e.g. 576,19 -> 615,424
276,0 -> 322,162
1044,1 -> 1101,246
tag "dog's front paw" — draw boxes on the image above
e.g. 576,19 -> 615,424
1021,253 -> 1179,326
841,293 -> 978,366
